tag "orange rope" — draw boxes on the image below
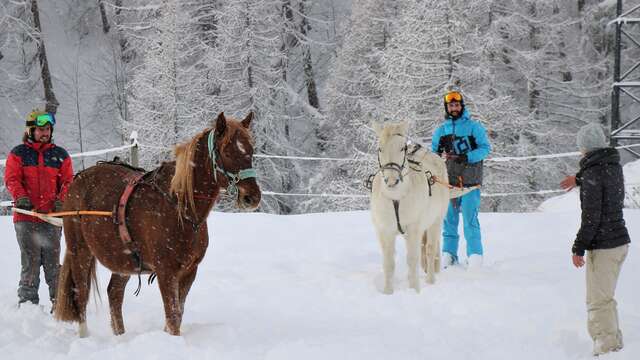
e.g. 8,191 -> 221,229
45,210 -> 113,217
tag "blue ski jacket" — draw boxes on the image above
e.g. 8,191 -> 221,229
431,109 -> 491,186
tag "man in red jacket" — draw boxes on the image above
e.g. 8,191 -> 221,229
4,110 -> 73,306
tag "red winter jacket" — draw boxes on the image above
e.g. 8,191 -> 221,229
4,141 -> 74,223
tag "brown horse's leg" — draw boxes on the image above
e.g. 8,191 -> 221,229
54,222 -> 95,338
157,274 -> 181,335
107,274 -> 130,335
71,245 -> 95,338
178,267 -> 198,319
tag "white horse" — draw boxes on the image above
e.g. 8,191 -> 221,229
370,121 -> 450,294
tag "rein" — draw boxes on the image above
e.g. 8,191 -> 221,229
207,130 -> 257,196
392,200 -> 404,234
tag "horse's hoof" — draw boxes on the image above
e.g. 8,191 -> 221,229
425,274 -> 436,284
383,286 -> 394,295
164,325 -> 181,336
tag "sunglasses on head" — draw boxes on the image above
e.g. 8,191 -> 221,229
34,113 -> 55,127
444,91 -> 463,104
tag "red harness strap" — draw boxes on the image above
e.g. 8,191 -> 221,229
117,172 -> 145,260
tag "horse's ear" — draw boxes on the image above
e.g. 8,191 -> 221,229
241,112 -> 254,129
215,112 -> 226,137
372,121 -> 384,136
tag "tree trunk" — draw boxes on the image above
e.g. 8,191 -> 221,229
527,2 -> 539,114
98,0 -> 110,33
299,1 -> 320,110
30,0 -> 59,114
578,0 -> 585,13
445,3 -> 459,86
114,0 -> 132,62
198,0 -> 218,47
245,10 -> 254,94
280,1 -> 292,138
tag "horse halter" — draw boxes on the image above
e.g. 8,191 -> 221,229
377,134 -> 408,185
207,130 -> 257,196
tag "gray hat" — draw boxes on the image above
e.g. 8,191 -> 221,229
577,123 -> 608,152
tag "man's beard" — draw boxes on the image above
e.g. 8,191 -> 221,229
448,110 -> 461,119
37,135 -> 50,143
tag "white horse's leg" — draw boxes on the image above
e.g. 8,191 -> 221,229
405,229 -> 421,293
420,231 -> 428,273
433,219 -> 443,273
377,230 -> 396,294
78,321 -> 89,338
425,226 -> 438,284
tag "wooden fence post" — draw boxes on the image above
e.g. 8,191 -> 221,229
130,131 -> 139,167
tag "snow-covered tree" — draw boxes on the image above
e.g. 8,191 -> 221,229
301,0 -> 397,213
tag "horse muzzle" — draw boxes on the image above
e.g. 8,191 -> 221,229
381,163 -> 404,189
237,181 -> 261,211
383,174 -> 402,188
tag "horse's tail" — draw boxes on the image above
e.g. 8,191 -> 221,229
54,252 -> 97,322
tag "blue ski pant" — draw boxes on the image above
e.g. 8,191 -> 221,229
442,188 -> 482,261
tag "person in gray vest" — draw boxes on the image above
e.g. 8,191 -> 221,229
560,123 -> 630,356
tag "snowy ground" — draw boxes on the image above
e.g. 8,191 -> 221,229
0,205 -> 637,359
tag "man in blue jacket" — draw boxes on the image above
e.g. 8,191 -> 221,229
431,90 -> 491,269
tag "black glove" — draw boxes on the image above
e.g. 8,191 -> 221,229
454,154 -> 468,164
54,199 -> 63,212
15,197 -> 33,210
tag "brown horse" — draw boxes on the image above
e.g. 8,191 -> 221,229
54,112 -> 261,337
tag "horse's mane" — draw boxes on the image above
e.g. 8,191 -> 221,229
170,119 -> 252,220
170,129 -> 208,221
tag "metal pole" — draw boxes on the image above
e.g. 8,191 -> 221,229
611,0 -> 623,146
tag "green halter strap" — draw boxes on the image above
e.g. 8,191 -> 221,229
207,130 -> 257,195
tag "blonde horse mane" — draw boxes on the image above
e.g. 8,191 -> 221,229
171,130 -> 207,221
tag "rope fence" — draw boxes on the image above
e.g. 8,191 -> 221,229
261,189 -> 569,198
1,135 -> 639,201
135,141 -> 640,163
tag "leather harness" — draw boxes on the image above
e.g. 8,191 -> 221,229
117,171 -> 145,267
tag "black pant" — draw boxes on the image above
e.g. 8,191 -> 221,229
14,222 -> 61,304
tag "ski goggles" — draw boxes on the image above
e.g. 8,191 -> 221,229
444,91 -> 463,103
28,113 -> 56,127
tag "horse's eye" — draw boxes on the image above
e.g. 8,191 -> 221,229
378,149 -> 382,152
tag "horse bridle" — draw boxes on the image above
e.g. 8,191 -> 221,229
207,130 -> 257,196
377,134 -> 408,184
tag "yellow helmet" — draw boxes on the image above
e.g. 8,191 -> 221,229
24,109 -> 53,142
